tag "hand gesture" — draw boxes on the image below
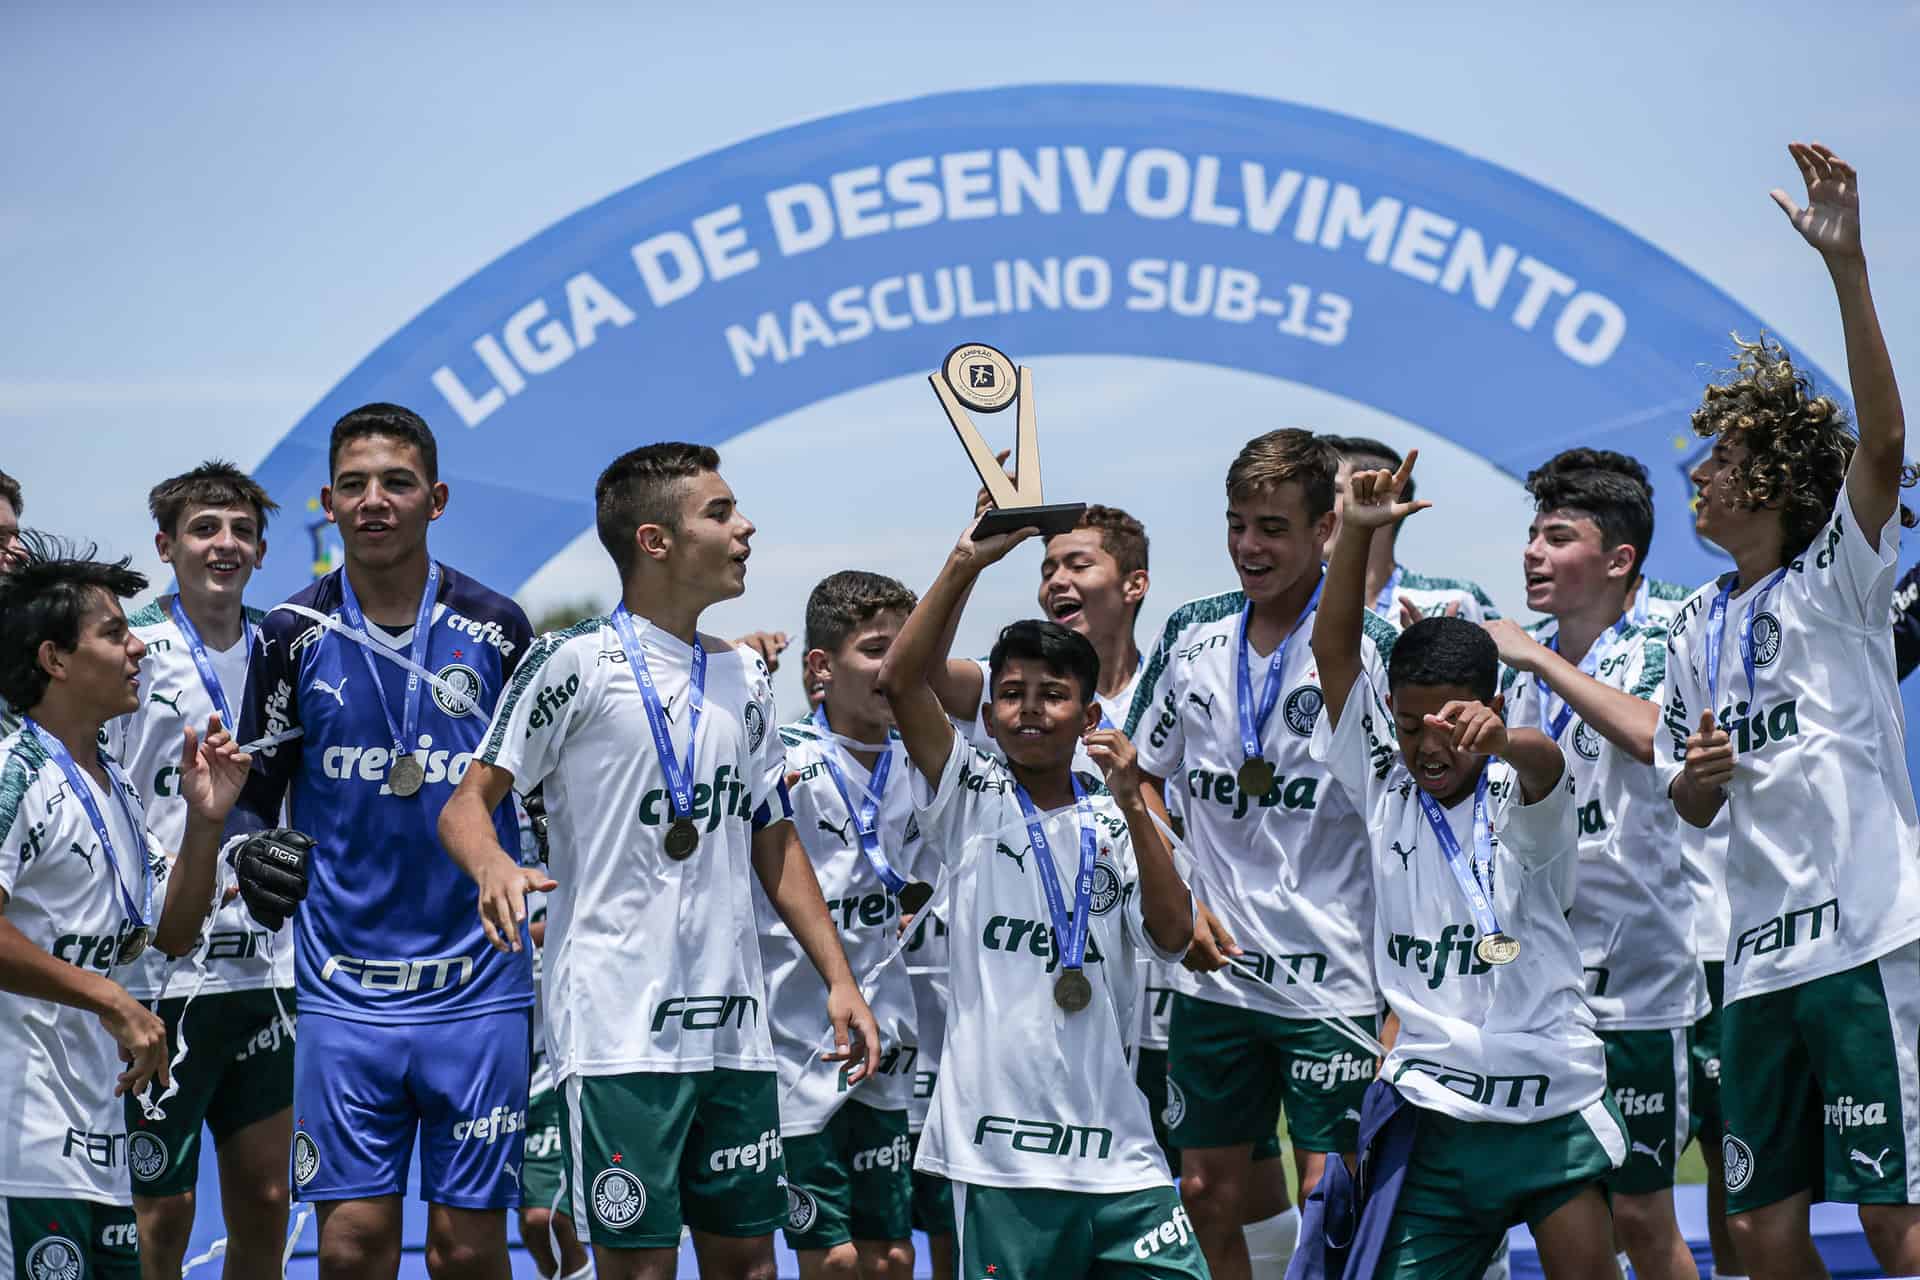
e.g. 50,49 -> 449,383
1682,709 -> 1735,792
1344,450 -> 1432,531
1182,901 -> 1242,973
822,980 -> 882,1086
1082,727 -> 1140,804
1771,142 -> 1862,263
178,714 -> 253,824
733,631 -> 790,674
100,990 -> 169,1098
1399,596 -> 1460,628
1483,618 -> 1551,674
1425,696 -> 1510,757
476,855 -> 558,954
951,510 -> 1039,570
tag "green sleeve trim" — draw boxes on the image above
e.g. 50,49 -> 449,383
482,617 -> 603,760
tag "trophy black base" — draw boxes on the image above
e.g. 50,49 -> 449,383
972,502 -> 1088,541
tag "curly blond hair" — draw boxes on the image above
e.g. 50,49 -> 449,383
1690,334 -> 1913,554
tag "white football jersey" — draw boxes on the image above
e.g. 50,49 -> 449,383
902,903 -> 948,1135
479,617 -> 785,1079
105,599 -> 292,999
1312,672 -> 1610,1127
1368,566 -> 1500,624
911,736 -> 1186,1194
1502,618 -> 1708,1030
1125,591 -> 1391,1019
1656,497 -> 1920,1001
0,730 -> 171,1203
758,718 -> 921,1134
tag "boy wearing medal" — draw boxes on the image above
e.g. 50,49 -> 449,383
235,403 -> 537,1277
877,513 -> 1202,1279
762,570 -> 927,1279
443,442 -> 878,1280
102,461 -> 299,1280
1123,430 -> 1385,1280
0,537 -> 257,1274
1484,460 -> 1707,1280
1658,144 -> 1920,1280
1311,453 -> 1626,1279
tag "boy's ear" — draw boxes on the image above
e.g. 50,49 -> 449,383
804,648 -> 833,689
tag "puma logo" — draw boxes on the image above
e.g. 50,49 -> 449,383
1851,1147 -> 1892,1179
1390,840 -> 1415,871
1186,692 -> 1218,721
309,675 -> 349,707
149,689 -> 183,713
1632,1139 -> 1669,1164
996,841 -> 1027,873
818,817 -> 855,844
70,841 -> 96,873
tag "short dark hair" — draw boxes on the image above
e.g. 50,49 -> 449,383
594,443 -> 722,577
148,459 -> 280,537
1324,435 -> 1414,506
805,570 -> 918,655
1528,448 -> 1651,498
987,619 -> 1099,706
0,533 -> 148,715
328,403 -> 439,484
1062,504 -> 1149,577
0,469 -> 21,517
1226,429 -> 1341,519
1387,616 -> 1498,703
1524,465 -> 1655,580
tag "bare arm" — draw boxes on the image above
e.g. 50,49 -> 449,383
1498,727 -> 1567,805
1085,730 -> 1191,956
439,760 -> 554,954
0,901 -> 168,1098
752,820 -> 879,1083
155,716 -> 253,956
1313,453 -> 1429,728
1670,710 -> 1733,828
1485,621 -> 1660,765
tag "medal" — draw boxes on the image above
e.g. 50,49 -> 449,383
611,606 -> 710,862
1015,775 -> 1101,1016
1236,757 -> 1276,795
388,754 -> 425,797
336,563 -> 442,801
1054,969 -> 1093,1012
898,881 -> 934,915
664,818 -> 700,860
1234,578 -> 1324,807
1475,932 -> 1521,965
25,719 -> 155,971
812,706 -> 923,905
117,925 -> 154,966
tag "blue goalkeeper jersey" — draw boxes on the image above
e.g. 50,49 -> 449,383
236,563 -> 535,1023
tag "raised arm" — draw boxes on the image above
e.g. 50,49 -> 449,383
1771,142 -> 1906,545
1484,620 -> 1661,764
1313,452 -> 1430,727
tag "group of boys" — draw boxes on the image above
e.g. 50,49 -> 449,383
0,139 -> 1916,1280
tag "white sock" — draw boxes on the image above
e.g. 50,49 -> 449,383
560,1261 -> 594,1280
1243,1205 -> 1301,1279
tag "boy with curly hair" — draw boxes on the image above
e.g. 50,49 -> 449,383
1657,143 -> 1920,1280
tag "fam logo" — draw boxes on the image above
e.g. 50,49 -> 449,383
1283,686 -> 1324,737
1090,856 -> 1122,916
785,1181 -> 821,1233
294,1131 -> 319,1187
1722,1134 -> 1755,1193
1572,720 -> 1603,761
593,1165 -> 647,1228
25,1236 -> 82,1280
433,663 -> 485,718
128,1130 -> 169,1183
1751,612 -> 1783,667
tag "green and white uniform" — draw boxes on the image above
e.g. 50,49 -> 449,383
0,730 -> 161,1271
1656,495 -> 1920,1211
1312,670 -> 1624,1274
477,617 -> 789,1247
902,902 -> 955,1239
1368,566 -> 1501,624
1125,591 -> 1391,1154
105,599 -> 296,1199
520,889 -> 566,1215
1502,614 -> 1707,1192
759,717 -> 917,1250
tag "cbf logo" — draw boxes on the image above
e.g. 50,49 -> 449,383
1090,856 -> 1121,916
1572,720 -> 1602,761
293,1131 -> 319,1187
1751,612 -> 1782,667
433,663 -> 485,718
785,1181 -> 821,1233
1283,686 -> 1323,737
128,1130 -> 168,1183
1722,1134 -> 1756,1193
24,1236 -> 82,1280
593,1166 -> 646,1228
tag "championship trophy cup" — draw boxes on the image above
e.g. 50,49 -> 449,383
931,342 -> 1086,540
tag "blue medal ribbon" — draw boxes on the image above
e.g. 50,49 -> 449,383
27,719 -> 154,951
1413,770 -> 1501,943
610,606 -> 706,825
810,706 -> 904,895
167,596 -> 246,728
1703,568 -> 1789,708
1013,774 -> 1099,977
1235,576 -> 1325,770
1533,612 -> 1631,741
336,563 -> 441,774
1372,566 -> 1403,617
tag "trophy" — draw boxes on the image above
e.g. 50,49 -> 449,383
931,342 -> 1086,540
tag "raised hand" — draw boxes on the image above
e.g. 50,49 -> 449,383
951,510 -> 1039,570
1082,726 -> 1141,804
1771,142 -> 1862,263
1483,618 -> 1551,674
1683,709 -> 1735,792
1398,596 -> 1460,628
178,714 -> 253,824
1425,696 -> 1510,758
733,631 -> 790,674
1344,449 -> 1432,531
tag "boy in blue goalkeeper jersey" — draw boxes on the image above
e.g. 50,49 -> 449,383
235,403 -> 535,1279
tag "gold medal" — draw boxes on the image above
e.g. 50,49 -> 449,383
1475,932 -> 1521,966
898,881 -> 934,915
115,925 -> 153,966
1054,969 -> 1093,1012
1236,757 -> 1276,795
389,754 -> 425,797
664,818 -> 700,861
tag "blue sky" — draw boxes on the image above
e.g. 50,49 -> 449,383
5,2 -> 1916,706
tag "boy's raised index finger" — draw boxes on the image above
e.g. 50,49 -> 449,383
1394,448 -> 1420,488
